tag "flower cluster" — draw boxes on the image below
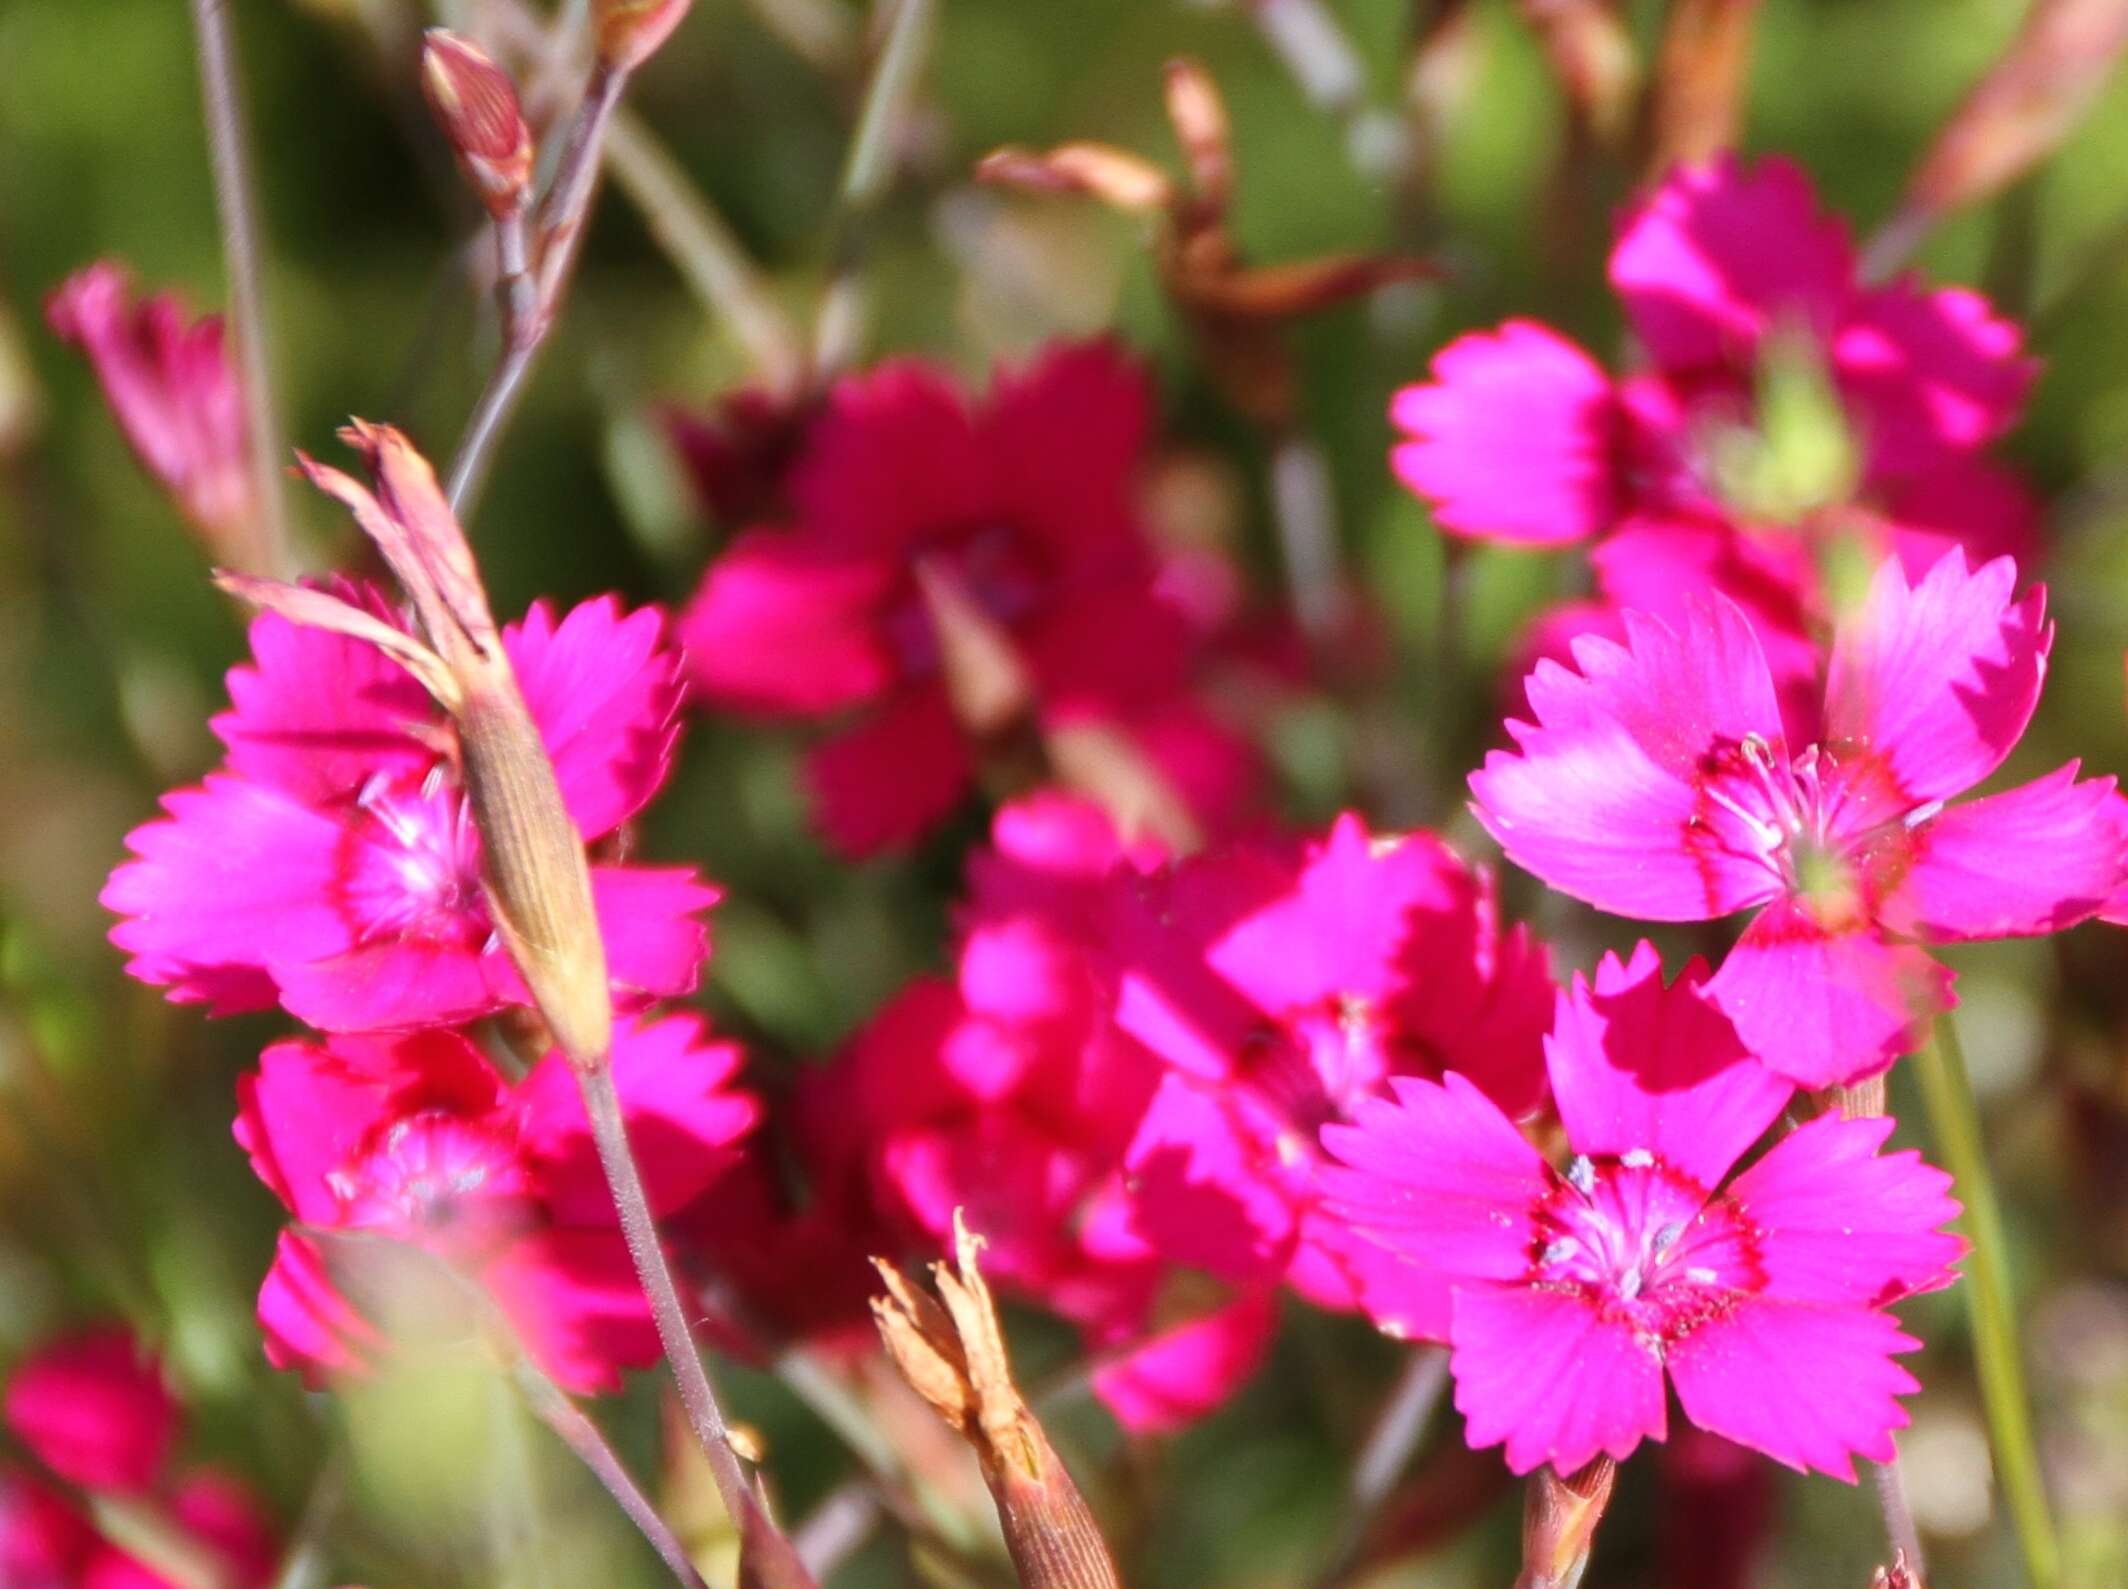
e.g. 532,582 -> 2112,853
1,1327 -> 277,1588
103,426 -> 757,1394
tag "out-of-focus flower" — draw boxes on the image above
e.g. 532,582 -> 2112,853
1474,550 -> 2127,1087
664,386 -> 818,531
1107,812 -> 1552,1340
1322,944 -> 1965,1477
0,1327 -> 277,1588
680,341 -> 1256,855
793,795 -> 1273,1431
46,261 -> 257,560
237,1013 -> 756,1392
1392,156 -> 2039,703
103,580 -> 713,1035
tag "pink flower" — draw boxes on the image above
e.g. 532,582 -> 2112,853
791,795 -> 1272,1428
235,1012 -> 757,1392
1474,549 -> 2126,1087
1391,157 -> 2039,693
679,341 -> 1253,853
1,1328 -> 277,1588
103,584 -> 715,1033
46,261 -> 256,554
1109,813 -> 1553,1340
1321,945 -> 1965,1479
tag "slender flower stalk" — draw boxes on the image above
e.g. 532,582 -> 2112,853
812,0 -> 939,380
187,0 -> 289,577
1911,1015 -> 2061,1589
1311,1345 -> 1453,1589
1869,1456 -> 1926,1581
512,1355 -> 710,1589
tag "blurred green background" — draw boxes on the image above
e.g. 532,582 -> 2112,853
7,0 -> 2128,1584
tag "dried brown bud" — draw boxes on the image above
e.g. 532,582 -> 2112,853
421,30 -> 535,218
228,422 -> 614,1067
872,1215 -> 1123,1589
1162,59 -> 1232,217
1516,0 -> 1641,148
1514,1456 -> 1616,1589
595,0 -> 694,72
1644,0 -> 1761,177
976,143 -> 1173,213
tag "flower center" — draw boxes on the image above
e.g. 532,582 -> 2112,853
333,769 -> 486,945
327,1112 -> 530,1248
881,524 -> 1054,677
1529,1151 -> 1764,1356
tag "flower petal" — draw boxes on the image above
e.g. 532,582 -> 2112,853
1706,899 -> 1953,1088
508,596 -> 686,836
679,527 -> 893,715
481,1229 -> 658,1395
588,864 -> 718,1001
1090,1292 -> 1277,1435
1667,1298 -> 1922,1480
1836,282 -> 2035,474
1473,597 -> 1790,921
1450,1285 -> 1668,1476
1725,1113 -> 1964,1306
1874,766 -> 2127,941
1124,1074 -> 1299,1285
803,687 -> 973,856
1547,946 -> 1792,1189
1611,155 -> 1854,371
1318,1071 -> 1551,1285
1389,320 -> 1619,544
1823,549 -> 2049,813
980,338 -> 1151,559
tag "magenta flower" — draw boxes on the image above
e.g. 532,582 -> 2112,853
47,260 -> 257,556
235,1012 -> 757,1393
1322,945 -> 1965,1479
1474,549 -> 2126,1087
1108,812 -> 1553,1340
1,1327 -> 277,1588
1391,156 -> 2038,697
794,794 -> 1273,1430
103,584 -> 715,1033
678,340 -> 1253,854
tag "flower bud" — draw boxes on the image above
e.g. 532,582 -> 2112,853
1515,1456 -> 1615,1589
873,1214 -> 1123,1589
421,30 -> 535,218
595,0 -> 693,72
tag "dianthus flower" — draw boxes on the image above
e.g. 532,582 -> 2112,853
47,261 -> 257,558
1392,156 -> 2037,699
235,1012 -> 756,1393
679,340 -> 1253,854
103,582 -> 713,1034
1473,549 -> 2125,1086
1108,812 -> 1553,1340
1,1326 -> 277,1588
1322,944 -> 1964,1479
795,794 -> 1274,1430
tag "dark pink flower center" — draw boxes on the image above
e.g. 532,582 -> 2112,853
332,771 -> 487,946
1529,1152 -> 1764,1355
327,1111 -> 530,1247
1239,996 -> 1427,1143
882,525 -> 1055,677
1693,733 -> 1932,907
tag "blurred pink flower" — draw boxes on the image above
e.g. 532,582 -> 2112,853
1,1327 -> 277,1588
236,1013 -> 757,1392
1392,156 -> 2039,697
47,261 -> 257,556
679,341 -> 1256,854
1474,549 -> 2126,1087
1108,812 -> 1553,1341
103,584 -> 715,1033
1322,944 -> 1965,1478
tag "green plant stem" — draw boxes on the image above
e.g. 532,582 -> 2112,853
188,0 -> 291,576
1912,1014 -> 2061,1589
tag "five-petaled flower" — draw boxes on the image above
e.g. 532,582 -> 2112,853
1473,548 -> 2127,1086
1322,945 -> 1965,1479
1392,155 -> 2038,705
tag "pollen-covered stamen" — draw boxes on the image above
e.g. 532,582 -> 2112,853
1697,733 -> 1933,901
1530,1151 -> 1764,1351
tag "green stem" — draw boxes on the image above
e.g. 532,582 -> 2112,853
1912,1014 -> 2060,1589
